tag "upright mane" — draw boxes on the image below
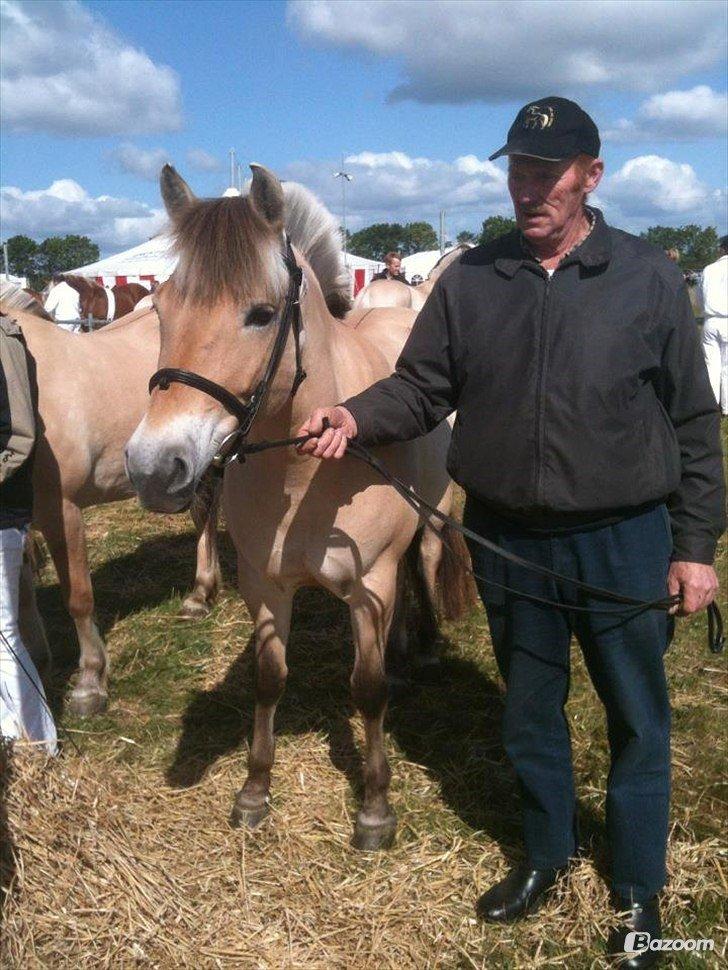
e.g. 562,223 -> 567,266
428,243 -> 473,282
282,182 -> 351,317
170,181 -> 351,317
0,280 -> 53,320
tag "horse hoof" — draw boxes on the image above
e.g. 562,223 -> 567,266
351,813 -> 397,851
230,797 -> 270,830
67,687 -> 108,717
179,598 -> 211,619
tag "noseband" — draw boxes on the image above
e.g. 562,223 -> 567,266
148,236 -> 306,469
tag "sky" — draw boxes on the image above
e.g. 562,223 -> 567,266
1,0 -> 727,256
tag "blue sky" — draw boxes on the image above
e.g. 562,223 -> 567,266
2,0 -> 726,255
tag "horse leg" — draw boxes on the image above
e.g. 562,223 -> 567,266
180,473 -> 222,618
231,585 -> 292,829
17,552 -> 52,683
349,562 -> 398,851
39,501 -> 108,716
409,526 -> 444,682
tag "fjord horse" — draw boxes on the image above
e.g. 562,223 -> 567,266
126,166 -> 472,848
0,289 -> 222,716
352,244 -> 472,311
59,274 -> 149,322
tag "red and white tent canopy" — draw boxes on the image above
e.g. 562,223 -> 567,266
70,237 -> 382,296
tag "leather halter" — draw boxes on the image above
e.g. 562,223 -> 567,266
148,236 -> 306,469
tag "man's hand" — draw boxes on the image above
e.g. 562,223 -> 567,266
667,560 -> 719,615
296,406 -> 358,460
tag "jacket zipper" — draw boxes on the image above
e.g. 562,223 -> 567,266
534,271 -> 551,506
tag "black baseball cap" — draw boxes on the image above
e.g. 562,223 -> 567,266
489,96 -> 600,162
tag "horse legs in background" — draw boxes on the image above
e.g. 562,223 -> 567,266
180,472 -> 222,618
37,499 -> 108,717
231,583 -> 292,829
349,562 -> 398,850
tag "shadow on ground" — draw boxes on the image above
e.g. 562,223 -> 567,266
166,585 -> 608,878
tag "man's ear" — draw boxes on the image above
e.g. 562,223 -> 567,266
584,158 -> 604,194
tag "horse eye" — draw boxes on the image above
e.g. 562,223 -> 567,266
245,304 -> 276,328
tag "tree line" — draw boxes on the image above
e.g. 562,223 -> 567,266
5,235 -> 100,291
346,219 -> 721,270
5,221 -> 721,292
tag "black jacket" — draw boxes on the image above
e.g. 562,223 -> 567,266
372,270 -> 412,285
344,210 -> 725,563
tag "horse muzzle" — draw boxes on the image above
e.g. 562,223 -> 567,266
124,437 -> 197,513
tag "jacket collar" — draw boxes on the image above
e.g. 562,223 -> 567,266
495,206 -> 612,278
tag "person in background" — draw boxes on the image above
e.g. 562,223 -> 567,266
0,314 -> 58,755
43,275 -> 81,331
699,235 -> 728,416
664,248 -> 680,263
296,96 -> 724,968
372,252 -> 412,285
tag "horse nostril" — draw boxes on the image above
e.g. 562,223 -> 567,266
170,455 -> 190,489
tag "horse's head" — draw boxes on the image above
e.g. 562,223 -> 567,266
126,163 -> 300,512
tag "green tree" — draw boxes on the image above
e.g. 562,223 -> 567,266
479,215 -> 517,244
35,235 -> 100,281
6,235 -> 39,280
402,221 -> 438,254
348,223 -> 406,261
348,221 -> 438,260
456,230 -> 478,245
640,225 -> 719,271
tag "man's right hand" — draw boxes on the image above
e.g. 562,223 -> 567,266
296,406 -> 358,459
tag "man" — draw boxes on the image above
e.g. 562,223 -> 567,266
372,251 -> 411,284
297,96 -> 724,967
43,276 -> 82,331
700,235 -> 728,416
0,314 -> 57,754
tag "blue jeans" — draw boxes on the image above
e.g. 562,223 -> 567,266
463,498 -> 674,902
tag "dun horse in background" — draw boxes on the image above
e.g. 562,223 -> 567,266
126,166 -> 473,848
0,285 -> 222,716
353,244 -> 472,311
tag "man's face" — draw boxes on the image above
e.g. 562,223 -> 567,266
508,155 -> 602,244
386,258 -> 402,274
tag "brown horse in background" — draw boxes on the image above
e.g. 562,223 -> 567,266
60,274 -> 149,320
0,288 -> 222,716
126,165 -> 474,848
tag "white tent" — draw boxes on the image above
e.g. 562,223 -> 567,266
401,247 -> 457,282
71,237 -> 382,297
69,234 -> 176,289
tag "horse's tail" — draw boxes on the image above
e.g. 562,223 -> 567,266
435,522 -> 478,621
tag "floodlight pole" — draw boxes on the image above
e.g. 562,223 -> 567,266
334,159 -> 353,264
229,148 -> 236,190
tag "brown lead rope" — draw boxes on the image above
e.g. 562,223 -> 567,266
233,430 -> 724,653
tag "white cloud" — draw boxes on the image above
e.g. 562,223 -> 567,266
283,151 -> 510,229
605,86 -> 728,142
599,155 -> 727,229
1,0 -> 182,136
187,149 -> 222,172
1,179 -> 167,250
288,0 -> 726,103
110,144 -> 171,181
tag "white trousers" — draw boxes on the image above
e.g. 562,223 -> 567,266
0,527 -> 58,754
702,316 -> 728,415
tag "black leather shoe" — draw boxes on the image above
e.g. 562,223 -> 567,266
608,895 -> 662,967
475,864 -> 564,922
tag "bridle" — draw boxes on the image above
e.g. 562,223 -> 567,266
148,235 -> 306,470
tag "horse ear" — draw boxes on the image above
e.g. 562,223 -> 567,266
160,164 -> 196,221
249,164 -> 284,228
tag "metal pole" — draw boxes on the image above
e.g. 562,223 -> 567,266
2,241 -> 9,280
334,160 -> 353,265
229,148 -> 236,190
439,210 -> 445,253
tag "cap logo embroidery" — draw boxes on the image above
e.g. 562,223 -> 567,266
523,105 -> 555,130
